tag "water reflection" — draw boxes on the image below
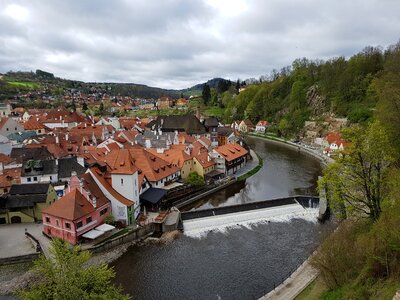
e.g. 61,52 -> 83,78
183,137 -> 322,211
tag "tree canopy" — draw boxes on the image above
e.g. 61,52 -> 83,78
19,239 -> 129,300
319,122 -> 395,221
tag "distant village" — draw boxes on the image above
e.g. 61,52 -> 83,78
0,80 -> 350,247
0,100 -> 259,245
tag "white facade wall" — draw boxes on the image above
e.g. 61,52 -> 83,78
111,172 -> 139,202
89,170 -> 130,224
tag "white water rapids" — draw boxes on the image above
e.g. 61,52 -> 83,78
183,203 -> 319,238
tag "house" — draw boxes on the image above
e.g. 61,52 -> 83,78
204,117 -> 219,147
0,117 -> 24,137
0,183 -> 57,224
255,120 -> 270,133
0,167 -> 21,195
20,157 -> 87,184
157,96 -> 174,109
192,147 -> 216,177
217,127 -> 239,146
42,176 -> 111,245
135,130 -> 179,150
41,108 -> 87,129
175,98 -> 188,108
212,143 -> 248,176
89,149 -> 142,224
322,132 -> 348,156
10,147 -> 53,165
148,144 -> 194,180
23,118 -> 46,135
231,120 -> 240,131
238,119 -> 254,133
146,115 -> 206,136
128,148 -> 180,188
0,103 -> 12,117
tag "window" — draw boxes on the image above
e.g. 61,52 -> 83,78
27,177 -> 31,182
121,178 -> 124,185
86,216 -> 92,223
100,208 -> 108,216
33,177 -> 37,182
15,127 -> 17,130
65,223 -> 71,229
6,128 -> 8,131
76,221 -> 83,228
50,176 -> 52,180
45,217 -> 50,223
56,220 -> 59,226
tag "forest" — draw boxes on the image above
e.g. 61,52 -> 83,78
210,43 -> 400,139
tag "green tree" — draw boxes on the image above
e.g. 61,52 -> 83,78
19,239 -> 129,300
319,122 -> 395,221
82,102 -> 88,112
202,84 -> 211,105
185,172 -> 205,187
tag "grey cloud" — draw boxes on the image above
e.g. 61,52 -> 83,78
0,0 -> 399,89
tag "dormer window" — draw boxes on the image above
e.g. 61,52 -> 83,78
121,178 -> 124,185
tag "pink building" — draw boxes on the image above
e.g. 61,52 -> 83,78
42,173 -> 111,245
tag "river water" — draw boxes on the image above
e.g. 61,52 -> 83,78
112,137 -> 332,300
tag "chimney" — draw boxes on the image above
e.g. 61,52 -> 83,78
66,133 -> 69,141
55,134 -> 59,144
55,159 -> 58,165
0,162 -> 3,175
79,178 -> 84,194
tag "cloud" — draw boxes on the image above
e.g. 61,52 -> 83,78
0,0 -> 399,89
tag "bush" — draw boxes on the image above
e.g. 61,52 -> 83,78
185,172 -> 204,187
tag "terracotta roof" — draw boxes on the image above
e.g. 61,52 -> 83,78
325,132 -> 348,148
148,147 -> 192,168
23,119 -> 45,130
256,120 -> 270,127
104,149 -> 138,174
0,168 -> 21,189
0,153 -> 15,165
214,143 -> 248,162
42,188 -> 95,221
129,148 -> 180,182
194,150 -> 215,168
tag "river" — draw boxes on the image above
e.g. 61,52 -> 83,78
112,137 -> 332,300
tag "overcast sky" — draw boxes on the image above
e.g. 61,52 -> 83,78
0,0 -> 399,89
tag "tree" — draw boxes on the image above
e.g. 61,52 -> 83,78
319,122 -> 395,221
185,172 -> 204,187
19,239 -> 129,300
202,84 -> 211,105
82,102 -> 88,111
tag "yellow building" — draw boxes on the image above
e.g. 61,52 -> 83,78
0,183 -> 57,224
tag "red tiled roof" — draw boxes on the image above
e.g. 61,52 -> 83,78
0,168 -> 21,188
215,143 -> 248,162
104,149 -> 138,174
128,148 -> 180,182
43,188 -> 95,221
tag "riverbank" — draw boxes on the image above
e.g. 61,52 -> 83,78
247,133 -> 333,300
248,133 -> 334,166
0,148 -> 264,297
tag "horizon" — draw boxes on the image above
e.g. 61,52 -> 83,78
1,1 -> 399,89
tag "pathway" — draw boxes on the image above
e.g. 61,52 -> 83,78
259,257 -> 318,300
234,149 -> 259,178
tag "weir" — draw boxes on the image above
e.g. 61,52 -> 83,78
181,196 -> 322,237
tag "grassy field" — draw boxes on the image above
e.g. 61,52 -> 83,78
204,106 -> 225,118
7,81 -> 41,89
